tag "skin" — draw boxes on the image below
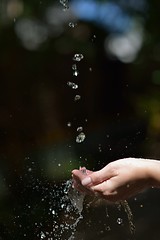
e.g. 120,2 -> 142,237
72,158 -> 160,202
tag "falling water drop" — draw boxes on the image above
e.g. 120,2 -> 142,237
117,218 -> 123,225
52,210 -> 56,215
60,0 -> 69,10
91,34 -> 96,42
106,226 -> 111,231
72,64 -> 79,76
67,122 -> 72,127
40,232 -> 46,239
74,95 -> 81,101
73,54 -> 84,62
67,81 -> 78,89
72,64 -> 77,70
73,70 -> 79,77
69,22 -> 77,28
77,126 -> 83,132
76,132 -> 86,143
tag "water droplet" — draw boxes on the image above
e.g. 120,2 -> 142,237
106,226 -> 111,231
77,126 -> 83,132
80,167 -> 87,175
89,67 -> 92,72
67,81 -> 78,89
76,132 -> 86,143
60,0 -> 69,10
72,64 -> 77,70
74,95 -> 81,101
52,210 -> 56,215
73,54 -> 84,62
69,22 -> 77,28
40,231 -> 46,239
117,218 -> 123,225
91,34 -> 96,42
71,63 -> 79,84
67,122 -> 72,127
73,70 -> 79,77
61,204 -> 65,209
98,144 -> 102,152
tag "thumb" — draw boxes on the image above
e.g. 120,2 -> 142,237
82,164 -> 114,186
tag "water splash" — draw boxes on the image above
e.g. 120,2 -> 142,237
65,180 -> 85,240
38,180 -> 85,240
35,178 -> 135,239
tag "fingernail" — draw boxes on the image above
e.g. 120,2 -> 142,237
82,177 -> 92,186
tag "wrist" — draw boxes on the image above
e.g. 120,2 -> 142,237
147,160 -> 160,187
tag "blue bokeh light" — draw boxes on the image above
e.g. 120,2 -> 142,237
70,0 -> 133,33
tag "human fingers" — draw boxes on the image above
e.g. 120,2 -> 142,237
72,169 -> 87,181
79,167 -> 93,175
72,168 -> 93,187
91,177 -> 146,202
72,170 -> 94,195
90,179 -> 126,202
91,179 -> 116,195
81,163 -> 116,187
72,178 -> 94,195
72,177 -> 87,194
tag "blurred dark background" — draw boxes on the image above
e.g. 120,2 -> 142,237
0,0 -> 160,239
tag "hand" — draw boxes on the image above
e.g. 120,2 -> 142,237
72,167 -> 94,195
72,158 -> 160,202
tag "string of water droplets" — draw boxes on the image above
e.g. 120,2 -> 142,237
59,2 -> 135,239
67,52 -> 86,144
60,0 -> 69,11
60,0 -> 86,144
120,200 -> 135,234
